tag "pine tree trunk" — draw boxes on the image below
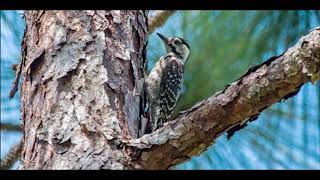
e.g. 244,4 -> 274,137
17,10 -> 320,170
20,10 -> 148,169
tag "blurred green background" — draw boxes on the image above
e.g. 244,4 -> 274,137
1,10 -> 320,169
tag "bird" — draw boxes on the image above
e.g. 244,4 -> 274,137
146,33 -> 190,132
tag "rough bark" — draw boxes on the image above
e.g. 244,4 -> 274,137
17,10 -> 320,170
19,10 -> 147,169
3,11 -> 173,169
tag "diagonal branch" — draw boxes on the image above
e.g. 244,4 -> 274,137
1,123 -> 21,131
9,30 -> 27,99
148,10 -> 175,34
8,63 -> 22,99
0,139 -> 23,170
127,27 -> 320,169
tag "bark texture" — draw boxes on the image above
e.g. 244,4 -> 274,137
18,10 -> 320,170
19,10 -> 147,169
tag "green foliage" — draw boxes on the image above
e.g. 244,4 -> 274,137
148,10 -> 320,169
176,10 -> 318,112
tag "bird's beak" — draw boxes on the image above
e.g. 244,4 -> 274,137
156,33 -> 169,44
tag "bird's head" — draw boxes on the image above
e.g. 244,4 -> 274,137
156,33 -> 190,63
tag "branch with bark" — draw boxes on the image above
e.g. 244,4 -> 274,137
148,10 -> 175,34
9,11 -> 320,170
1,123 -> 21,131
0,139 -> 23,170
126,27 -> 320,169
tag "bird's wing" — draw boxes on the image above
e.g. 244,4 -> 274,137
156,56 -> 184,130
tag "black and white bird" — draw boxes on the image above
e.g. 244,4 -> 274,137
146,33 -> 190,132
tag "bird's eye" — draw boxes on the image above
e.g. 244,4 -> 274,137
172,39 -> 179,45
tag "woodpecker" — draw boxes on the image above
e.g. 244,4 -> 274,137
146,33 -> 190,132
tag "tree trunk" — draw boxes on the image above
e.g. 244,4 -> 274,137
17,10 -> 320,170
20,10 -> 148,169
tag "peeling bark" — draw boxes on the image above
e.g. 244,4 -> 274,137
18,10 -> 319,170
20,10 -> 147,169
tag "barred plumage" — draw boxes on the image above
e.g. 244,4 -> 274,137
146,33 -> 190,132
157,56 -> 183,128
